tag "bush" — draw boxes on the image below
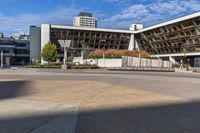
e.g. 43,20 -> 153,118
35,59 -> 40,65
27,63 -> 98,69
88,49 -> 150,59
70,64 -> 98,69
27,63 -> 61,68
89,49 -> 104,58
172,64 -> 180,68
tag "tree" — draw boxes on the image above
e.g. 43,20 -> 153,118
81,41 -> 89,58
80,41 -> 90,64
41,42 -> 57,64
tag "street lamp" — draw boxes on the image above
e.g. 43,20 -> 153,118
58,40 -> 71,70
0,50 -> 3,68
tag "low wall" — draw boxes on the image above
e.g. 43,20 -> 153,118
96,58 -> 122,68
122,56 -> 172,68
73,56 -> 172,68
73,58 -> 122,68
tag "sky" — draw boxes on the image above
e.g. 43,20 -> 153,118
0,0 -> 200,35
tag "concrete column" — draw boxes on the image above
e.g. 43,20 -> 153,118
1,50 -> 3,68
41,24 -> 50,64
6,57 -> 10,67
128,34 -> 134,51
128,34 -> 139,51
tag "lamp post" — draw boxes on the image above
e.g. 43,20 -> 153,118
58,40 -> 71,70
1,50 -> 3,68
103,51 -> 105,67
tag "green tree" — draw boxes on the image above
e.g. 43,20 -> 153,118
81,42 -> 90,64
81,41 -> 89,58
41,42 -> 57,64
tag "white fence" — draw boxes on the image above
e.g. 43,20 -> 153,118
73,56 -> 173,69
122,56 -> 172,68
96,59 -> 122,68
73,57 -> 122,68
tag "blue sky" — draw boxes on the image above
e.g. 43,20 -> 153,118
0,0 -> 200,35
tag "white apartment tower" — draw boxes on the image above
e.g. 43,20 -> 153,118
73,12 -> 97,28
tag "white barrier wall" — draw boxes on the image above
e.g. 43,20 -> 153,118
122,56 -> 172,68
73,56 -> 172,68
72,58 -> 122,68
96,59 -> 122,68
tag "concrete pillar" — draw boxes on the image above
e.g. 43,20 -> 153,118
128,34 -> 134,51
41,24 -> 50,64
1,50 -> 3,68
128,34 -> 139,51
6,57 -> 10,67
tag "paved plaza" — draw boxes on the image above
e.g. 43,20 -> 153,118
0,68 -> 200,133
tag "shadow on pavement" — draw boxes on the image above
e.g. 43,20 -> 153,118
0,80 -> 31,99
0,100 -> 78,133
76,101 -> 200,133
0,100 -> 200,133
0,112 -> 75,133
0,113 -> 60,133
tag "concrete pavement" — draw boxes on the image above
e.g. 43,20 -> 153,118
1,68 -> 200,133
0,99 -> 78,133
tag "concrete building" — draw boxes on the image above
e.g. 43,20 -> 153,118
30,12 -> 200,67
129,24 -> 143,31
0,34 -> 30,66
30,26 -> 41,63
73,12 -> 97,28
30,24 -> 135,64
134,12 -> 200,67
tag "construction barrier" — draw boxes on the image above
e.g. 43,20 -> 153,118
122,56 -> 172,68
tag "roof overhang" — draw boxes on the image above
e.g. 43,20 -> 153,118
50,24 -> 134,34
151,52 -> 200,58
135,12 -> 200,33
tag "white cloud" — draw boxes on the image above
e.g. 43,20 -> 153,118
1,0 -> 200,34
101,0 -> 200,29
0,6 -> 79,34
107,4 -> 149,21
102,0 -> 129,4
103,0 -> 121,2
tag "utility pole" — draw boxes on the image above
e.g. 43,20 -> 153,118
1,50 -> 3,68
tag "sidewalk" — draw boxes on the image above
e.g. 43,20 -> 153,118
0,99 -> 79,133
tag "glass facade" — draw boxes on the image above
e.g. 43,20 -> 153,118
0,38 -> 30,65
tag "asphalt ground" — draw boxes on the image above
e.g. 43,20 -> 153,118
0,68 -> 200,133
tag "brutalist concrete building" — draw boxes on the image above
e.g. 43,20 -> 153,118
30,12 -> 200,67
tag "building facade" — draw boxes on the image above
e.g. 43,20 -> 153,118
0,32 -> 4,38
30,26 -> 41,63
30,12 -> 200,67
73,12 -> 97,28
30,24 -> 135,64
0,34 -> 30,66
134,12 -> 200,67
